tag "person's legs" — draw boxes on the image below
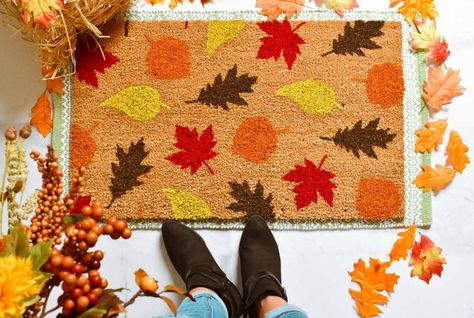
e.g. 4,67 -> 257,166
155,289 -> 229,318
239,216 -> 308,318
161,221 -> 243,318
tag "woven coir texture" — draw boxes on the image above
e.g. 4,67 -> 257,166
69,19 -> 407,224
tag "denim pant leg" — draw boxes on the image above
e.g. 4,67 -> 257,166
155,290 -> 229,318
264,304 -> 309,318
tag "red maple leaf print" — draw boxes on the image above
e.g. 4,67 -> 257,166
257,20 -> 306,70
70,195 -> 91,215
282,155 -> 336,210
165,125 -> 218,175
75,38 -> 119,88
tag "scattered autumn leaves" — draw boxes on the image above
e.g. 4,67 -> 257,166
349,226 -> 447,318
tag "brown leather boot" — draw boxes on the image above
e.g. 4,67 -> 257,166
162,220 -> 243,318
239,215 -> 287,318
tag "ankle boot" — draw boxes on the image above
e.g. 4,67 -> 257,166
161,220 -> 243,318
239,215 -> 288,318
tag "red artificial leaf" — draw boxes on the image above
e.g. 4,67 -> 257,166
70,195 -> 91,215
282,155 -> 336,210
75,38 -> 119,88
409,234 -> 447,284
257,20 -> 306,70
165,125 -> 217,175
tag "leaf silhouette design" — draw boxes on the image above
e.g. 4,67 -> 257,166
186,64 -> 257,110
283,155 -> 336,210
165,125 -> 217,175
322,21 -> 385,57
227,180 -> 275,220
320,118 -> 396,159
107,137 -> 153,208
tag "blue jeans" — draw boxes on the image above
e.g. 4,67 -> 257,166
156,291 -> 308,318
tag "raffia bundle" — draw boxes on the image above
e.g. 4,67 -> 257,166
0,0 -> 132,77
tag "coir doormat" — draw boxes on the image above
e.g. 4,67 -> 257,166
53,10 -> 431,230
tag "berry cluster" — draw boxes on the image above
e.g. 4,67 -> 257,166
29,146 -> 66,245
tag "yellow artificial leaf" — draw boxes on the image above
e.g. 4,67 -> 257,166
276,80 -> 342,116
207,20 -> 246,58
21,0 -> 64,28
415,119 -> 448,153
412,21 -> 439,50
256,0 -> 305,20
100,85 -> 170,121
162,187 -> 212,220
413,164 -> 456,192
446,130 -> 470,173
316,0 -> 359,17
423,66 -> 465,114
390,0 -> 438,23
30,91 -> 52,137
389,225 -> 417,263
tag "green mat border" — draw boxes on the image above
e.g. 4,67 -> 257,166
52,9 -> 431,230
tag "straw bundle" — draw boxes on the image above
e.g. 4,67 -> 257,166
0,0 -> 132,77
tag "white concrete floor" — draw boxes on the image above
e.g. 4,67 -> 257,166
1,0 -> 473,317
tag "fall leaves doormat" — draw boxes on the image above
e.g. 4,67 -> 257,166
52,10 -> 431,230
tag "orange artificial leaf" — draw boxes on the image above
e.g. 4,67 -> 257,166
349,258 -> 399,318
423,66 -> 465,114
390,0 -> 438,23
413,164 -> 456,192
256,0 -> 305,20
415,119 -> 448,153
409,234 -> 447,284
446,130 -> 470,173
30,91 -> 52,137
134,268 -> 159,293
389,225 -> 417,263
159,295 -> 178,315
21,0 -> 64,28
42,66 -> 64,95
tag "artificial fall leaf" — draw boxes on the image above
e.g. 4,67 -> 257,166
257,20 -> 306,70
390,0 -> 438,23
348,258 -> 399,318
21,0 -> 64,28
389,225 -> 417,263
108,137 -> 153,208
186,64 -> 257,110
423,66 -> 465,114
409,234 -> 447,284
135,268 -> 159,293
30,90 -> 52,137
256,0 -> 305,20
413,164 -> 456,192
282,155 -> 336,210
146,0 -> 165,4
75,38 -> 119,88
227,180 -> 275,220
412,21 -> 450,65
322,21 -> 384,57
415,119 -> 448,153
165,125 -> 217,175
446,130 -> 470,173
315,0 -> 359,18
42,66 -> 63,95
320,118 -> 396,159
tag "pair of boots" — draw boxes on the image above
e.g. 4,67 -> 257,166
162,215 -> 287,318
